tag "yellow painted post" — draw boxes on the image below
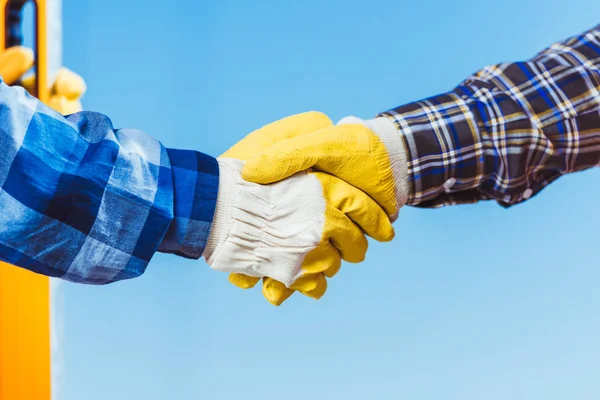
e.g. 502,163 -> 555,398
0,264 -> 51,400
0,1 -> 52,399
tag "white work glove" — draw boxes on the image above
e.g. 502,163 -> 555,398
203,157 -> 394,296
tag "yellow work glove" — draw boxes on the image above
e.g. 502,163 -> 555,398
234,112 -> 411,304
211,112 -> 396,305
243,114 -> 410,218
203,157 -> 394,304
0,46 -> 86,115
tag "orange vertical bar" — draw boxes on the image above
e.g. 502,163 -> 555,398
0,263 -> 51,400
0,1 -> 52,399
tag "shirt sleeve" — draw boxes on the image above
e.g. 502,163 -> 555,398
378,24 -> 600,208
0,81 -> 218,284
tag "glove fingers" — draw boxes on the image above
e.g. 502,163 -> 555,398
228,273 -> 260,289
231,245 -> 339,306
313,172 -> 394,242
301,243 -> 341,276
262,278 -> 295,306
242,124 -> 398,216
241,125 -> 348,184
289,274 -> 328,299
242,124 -> 370,184
323,205 -> 368,263
263,273 -> 329,306
222,111 -> 333,159
0,47 -> 33,85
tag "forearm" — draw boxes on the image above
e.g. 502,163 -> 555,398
378,24 -> 600,208
0,81 -> 218,284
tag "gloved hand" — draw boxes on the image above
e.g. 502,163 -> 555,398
231,112 -> 410,304
203,157 -> 394,303
243,114 -> 409,220
0,46 -> 86,114
212,112 -> 396,305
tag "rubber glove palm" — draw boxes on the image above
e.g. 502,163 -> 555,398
216,112 -> 395,305
0,46 -> 86,114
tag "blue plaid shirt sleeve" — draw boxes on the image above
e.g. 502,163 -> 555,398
0,82 -> 218,284
379,25 -> 600,208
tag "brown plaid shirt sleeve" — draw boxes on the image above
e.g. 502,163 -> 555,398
378,25 -> 600,208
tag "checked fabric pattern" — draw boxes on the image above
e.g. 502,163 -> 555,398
380,25 -> 600,208
0,82 -> 218,284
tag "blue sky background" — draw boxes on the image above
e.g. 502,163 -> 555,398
48,1 -> 600,399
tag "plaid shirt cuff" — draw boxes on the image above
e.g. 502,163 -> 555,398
379,91 -> 498,208
157,149 -> 219,259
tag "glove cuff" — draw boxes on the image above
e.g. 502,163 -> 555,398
337,116 -> 409,219
203,158 -> 236,263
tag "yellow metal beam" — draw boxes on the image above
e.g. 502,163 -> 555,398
0,263 -> 51,400
0,1 -> 51,399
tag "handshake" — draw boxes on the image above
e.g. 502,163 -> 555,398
205,112 -> 409,305
0,46 -> 410,306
